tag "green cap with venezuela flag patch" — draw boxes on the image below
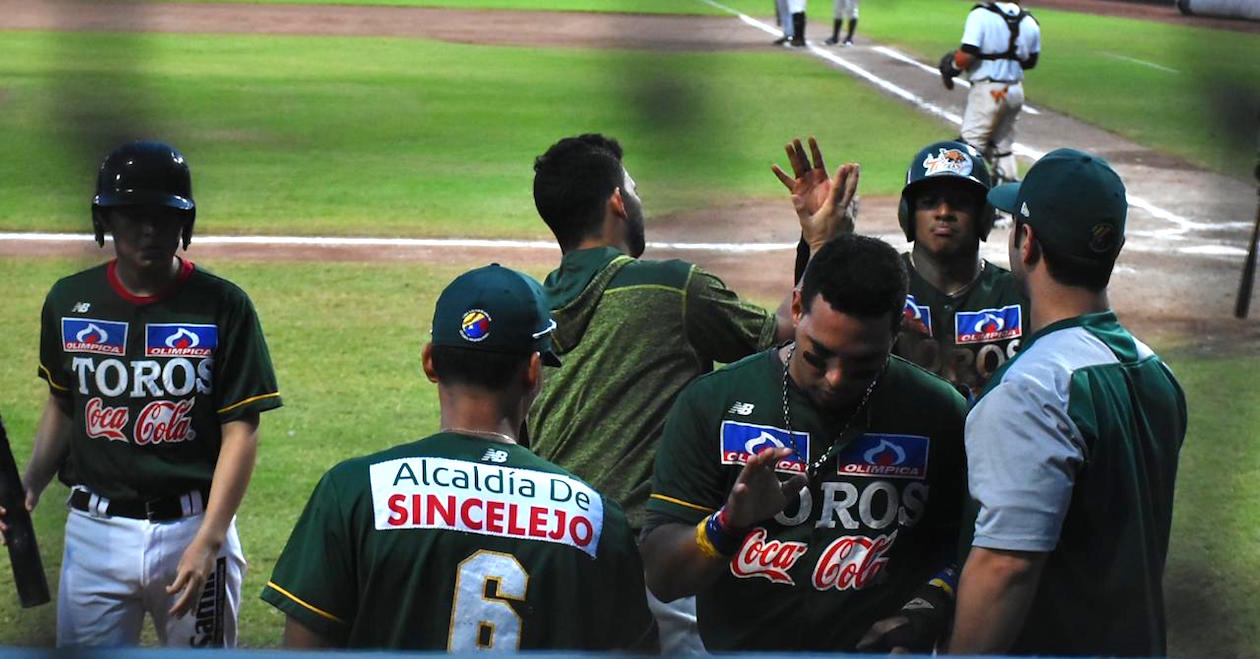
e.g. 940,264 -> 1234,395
988,148 -> 1127,265
432,263 -> 561,366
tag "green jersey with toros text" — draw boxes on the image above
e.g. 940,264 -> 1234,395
897,254 -> 1028,398
646,349 -> 967,651
37,259 -> 282,501
262,433 -> 657,651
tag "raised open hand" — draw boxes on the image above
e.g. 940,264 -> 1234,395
723,447 -> 809,529
771,136 -> 860,252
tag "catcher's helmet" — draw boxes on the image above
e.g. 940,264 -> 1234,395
92,141 -> 195,248
897,140 -> 995,242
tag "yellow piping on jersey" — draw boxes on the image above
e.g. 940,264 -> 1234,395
266,581 -> 346,624
650,493 -> 716,513
218,392 -> 280,415
38,365 -> 69,392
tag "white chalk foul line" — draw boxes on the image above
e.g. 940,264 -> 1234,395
696,0 -> 1207,237
1099,51 -> 1180,74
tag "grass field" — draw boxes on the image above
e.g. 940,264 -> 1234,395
0,30 -> 946,237
0,257 -> 1256,652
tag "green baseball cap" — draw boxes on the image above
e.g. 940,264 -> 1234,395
988,148 -> 1127,264
431,264 -> 561,367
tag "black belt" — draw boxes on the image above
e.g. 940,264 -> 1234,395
69,488 -> 208,522
976,79 -> 1020,84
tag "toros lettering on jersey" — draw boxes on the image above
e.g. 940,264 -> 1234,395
729,527 -> 809,585
71,356 -> 213,398
369,457 -> 605,558
85,396 -> 129,442
811,531 -> 898,591
775,480 -> 930,530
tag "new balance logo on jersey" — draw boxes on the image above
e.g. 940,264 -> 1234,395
72,302 -> 91,313
62,318 -> 128,355
719,421 -> 809,474
726,402 -> 755,416
146,324 -> 217,358
955,305 -> 1022,344
480,448 -> 509,463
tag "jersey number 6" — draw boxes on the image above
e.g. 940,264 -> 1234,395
447,550 -> 529,651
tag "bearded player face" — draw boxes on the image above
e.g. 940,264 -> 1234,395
621,169 -> 646,258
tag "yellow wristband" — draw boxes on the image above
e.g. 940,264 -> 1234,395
928,577 -> 955,598
695,518 -> 723,559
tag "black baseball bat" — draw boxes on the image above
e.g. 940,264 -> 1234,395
1235,160 -> 1260,320
0,414 -> 51,608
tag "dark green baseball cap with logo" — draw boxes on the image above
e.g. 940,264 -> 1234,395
988,148 -> 1127,264
432,264 -> 561,366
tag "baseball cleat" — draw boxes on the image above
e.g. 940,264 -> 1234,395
824,36 -> 839,45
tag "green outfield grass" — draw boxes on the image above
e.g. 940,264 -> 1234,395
0,256 -> 1256,653
0,30 -> 945,238
857,0 -> 1260,179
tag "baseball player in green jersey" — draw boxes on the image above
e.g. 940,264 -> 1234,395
642,234 -> 968,652
528,134 -> 857,652
784,138 -> 1027,399
949,151 -> 1187,655
0,141 -> 282,647
262,264 -> 657,651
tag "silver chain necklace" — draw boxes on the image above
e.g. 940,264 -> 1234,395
781,343 -> 882,478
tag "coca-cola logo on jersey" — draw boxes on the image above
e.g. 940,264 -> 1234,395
730,528 -> 809,585
135,399 -> 197,445
811,530 -> 897,591
85,397 -> 128,442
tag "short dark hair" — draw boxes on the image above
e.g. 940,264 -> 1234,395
429,345 -> 531,390
800,234 -> 907,330
1015,219 -> 1113,291
533,134 -> 625,251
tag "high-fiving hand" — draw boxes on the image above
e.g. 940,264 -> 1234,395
723,447 -> 809,529
771,137 -> 860,253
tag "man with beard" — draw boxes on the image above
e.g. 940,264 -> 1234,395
642,234 -> 967,652
528,134 -> 857,652
785,139 -> 1027,399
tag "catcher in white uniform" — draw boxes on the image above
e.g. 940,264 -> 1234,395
939,1 -> 1041,184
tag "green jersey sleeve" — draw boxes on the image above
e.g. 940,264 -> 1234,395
214,288 -> 282,422
37,292 -> 71,396
261,470 -> 357,641
684,266 -> 777,363
647,379 -> 728,524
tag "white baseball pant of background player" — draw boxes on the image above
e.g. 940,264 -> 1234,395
960,81 -> 1025,183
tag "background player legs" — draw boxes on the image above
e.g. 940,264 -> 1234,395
826,0 -> 858,45
788,0 -> 807,46
57,510 -> 147,646
990,83 -> 1025,183
146,517 -> 246,648
774,0 -> 793,44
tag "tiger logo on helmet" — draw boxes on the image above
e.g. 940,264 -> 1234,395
922,148 -> 975,178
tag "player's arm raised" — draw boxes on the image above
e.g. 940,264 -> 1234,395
167,411 -> 260,617
1,394 -> 72,540
642,447 -> 805,602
